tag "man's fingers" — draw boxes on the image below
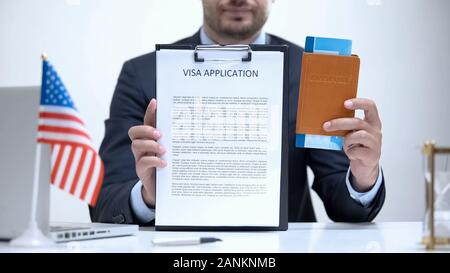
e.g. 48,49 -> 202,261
131,139 -> 166,159
344,98 -> 382,129
343,130 -> 381,163
344,130 -> 376,150
323,117 -> 370,132
345,146 -> 371,162
128,125 -> 161,141
137,156 -> 167,169
144,99 -> 157,126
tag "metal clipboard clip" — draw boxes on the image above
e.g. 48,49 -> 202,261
194,44 -> 252,63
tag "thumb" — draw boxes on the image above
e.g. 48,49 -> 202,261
143,98 -> 157,126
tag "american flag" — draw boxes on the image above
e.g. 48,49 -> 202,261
37,59 -> 104,206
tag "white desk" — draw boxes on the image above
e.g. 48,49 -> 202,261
1,222 -> 448,253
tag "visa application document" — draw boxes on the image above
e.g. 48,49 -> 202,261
155,49 -> 284,227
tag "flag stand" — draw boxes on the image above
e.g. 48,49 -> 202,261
9,143 -> 54,247
10,54 -> 54,247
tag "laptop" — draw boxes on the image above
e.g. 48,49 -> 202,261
0,86 -> 138,243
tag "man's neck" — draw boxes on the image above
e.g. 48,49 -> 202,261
202,24 -> 263,45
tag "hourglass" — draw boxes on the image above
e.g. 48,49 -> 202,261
422,141 -> 450,250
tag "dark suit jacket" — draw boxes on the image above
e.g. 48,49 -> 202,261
90,31 -> 385,225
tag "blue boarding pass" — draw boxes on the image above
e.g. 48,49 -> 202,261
305,36 -> 352,56
296,133 -> 344,151
296,36 -> 353,151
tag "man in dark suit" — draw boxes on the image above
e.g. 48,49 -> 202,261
90,0 -> 385,225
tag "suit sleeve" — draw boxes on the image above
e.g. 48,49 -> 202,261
308,149 -> 385,222
89,60 -> 149,224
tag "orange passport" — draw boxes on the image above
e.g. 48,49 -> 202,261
296,53 -> 360,137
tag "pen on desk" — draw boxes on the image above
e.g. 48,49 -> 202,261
152,237 -> 222,246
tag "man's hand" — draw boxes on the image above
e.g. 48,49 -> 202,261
323,98 -> 382,192
128,99 -> 166,207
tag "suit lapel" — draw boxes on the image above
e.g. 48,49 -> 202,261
174,30 -> 202,45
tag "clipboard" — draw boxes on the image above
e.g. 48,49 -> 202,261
154,44 -> 289,231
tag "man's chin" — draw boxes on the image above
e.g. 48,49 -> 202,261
220,23 -> 256,39
222,20 -> 250,28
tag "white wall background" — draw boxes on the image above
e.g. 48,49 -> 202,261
1,0 -> 449,223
